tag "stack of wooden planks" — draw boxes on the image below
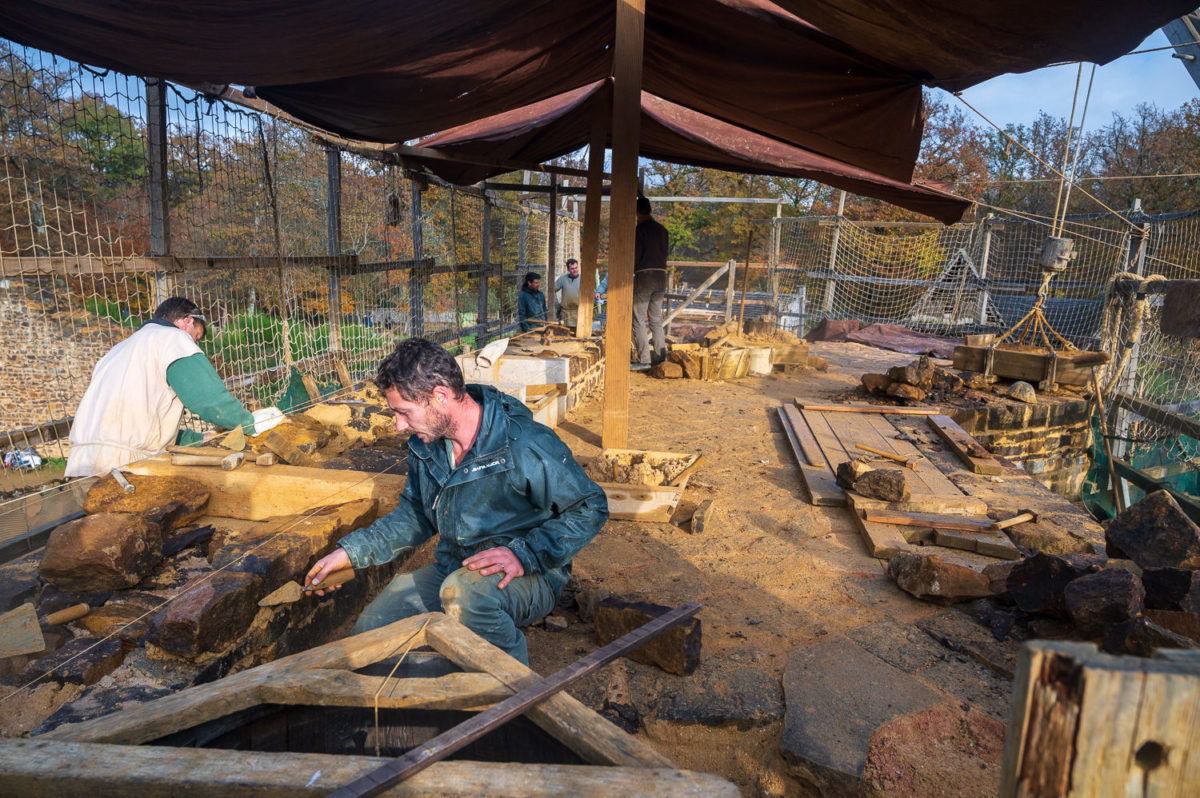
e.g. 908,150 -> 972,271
778,402 -> 1020,562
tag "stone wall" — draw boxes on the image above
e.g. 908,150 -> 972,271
0,280 -> 129,433
952,395 -> 1093,498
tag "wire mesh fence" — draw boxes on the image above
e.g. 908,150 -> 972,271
0,39 -> 579,501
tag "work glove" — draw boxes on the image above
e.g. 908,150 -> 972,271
252,406 -> 286,434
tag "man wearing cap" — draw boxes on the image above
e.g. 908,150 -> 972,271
554,257 -> 582,329
632,195 -> 670,368
66,297 -> 268,477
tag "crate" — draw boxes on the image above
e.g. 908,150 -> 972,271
593,448 -> 701,523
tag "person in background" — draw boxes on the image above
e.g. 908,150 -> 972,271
518,271 -> 547,332
305,338 -> 608,664
66,297 -> 280,477
632,195 -> 669,368
554,258 -> 582,328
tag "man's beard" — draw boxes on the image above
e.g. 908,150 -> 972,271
425,406 -> 456,442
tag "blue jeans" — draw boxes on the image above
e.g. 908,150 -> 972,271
351,564 -> 557,665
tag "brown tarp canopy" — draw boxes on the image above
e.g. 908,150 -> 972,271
2,0 -> 1191,184
416,81 -> 971,224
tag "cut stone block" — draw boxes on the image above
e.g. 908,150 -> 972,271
1064,569 -> 1145,637
23,636 -> 126,686
1102,615 -> 1198,656
856,469 -> 910,503
593,598 -> 701,675
84,473 -> 210,532
39,513 -> 163,592
145,571 -> 264,658
888,552 -> 993,604
1105,490 -> 1200,569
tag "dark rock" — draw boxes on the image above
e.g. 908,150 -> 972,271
1141,567 -> 1197,610
84,474 -> 210,532
1006,553 -> 1106,616
649,360 -> 683,379
1006,381 -> 1037,404
856,468 -> 910,503
1144,609 -> 1200,644
689,499 -> 717,535
162,524 -> 217,558
23,636 -> 126,686
932,368 -> 965,393
643,659 -> 782,729
887,358 -> 933,389
835,459 -> 873,491
145,571 -> 263,658
0,567 -> 40,613
594,598 -> 701,675
915,609 -> 1021,677
961,371 -> 991,390
1025,617 -> 1077,640
1064,570 -> 1145,636
543,614 -> 569,631
36,583 -> 113,617
76,593 -> 165,644
34,684 -> 174,735
861,373 -> 891,393
1105,490 -> 1200,569
888,552 -> 993,604
39,513 -> 163,592
1102,616 -> 1198,656
886,382 -> 927,402
780,636 -> 942,793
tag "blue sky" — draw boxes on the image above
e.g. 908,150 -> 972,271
942,30 -> 1198,132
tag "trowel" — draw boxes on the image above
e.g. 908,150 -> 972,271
259,568 -> 356,607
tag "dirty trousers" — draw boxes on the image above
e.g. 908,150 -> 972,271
351,564 -> 556,664
632,289 -> 666,364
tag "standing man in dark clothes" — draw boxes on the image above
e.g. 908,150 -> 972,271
517,271 -> 547,332
632,195 -> 669,367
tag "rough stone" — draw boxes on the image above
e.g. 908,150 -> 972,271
1142,567 -> 1200,611
915,609 -> 1021,678
84,473 -> 210,532
961,371 -> 991,390
1064,569 -> 1145,636
257,417 -> 330,465
162,524 -> 217,558
780,636 -> 942,794
1105,490 -> 1200,569
856,469 -> 911,503
861,373 -> 891,393
0,564 -> 40,613
639,657 -> 782,729
835,459 -> 874,490
689,498 -> 717,535
593,598 -> 701,675
23,636 -> 126,686
1006,553 -> 1106,616
36,584 -> 114,618
145,571 -> 264,658
931,368 -> 965,394
862,701 -> 1006,798
39,513 -> 163,592
1144,609 -> 1200,644
1102,615 -> 1198,656
887,358 -> 934,389
886,382 -> 927,402
542,613 -> 569,631
1006,381 -> 1037,404
649,360 -> 684,379
888,552 -> 993,604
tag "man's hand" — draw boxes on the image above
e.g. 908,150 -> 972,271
463,546 -> 524,589
305,548 -> 353,596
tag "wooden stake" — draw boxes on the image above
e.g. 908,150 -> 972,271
1092,367 -> 1124,513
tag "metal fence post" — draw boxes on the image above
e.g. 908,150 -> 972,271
822,190 -> 847,314
977,213 -> 994,326
725,258 -> 737,321
410,178 -> 425,338
145,78 -> 172,307
326,148 -> 343,353
547,178 -> 558,323
478,198 -> 491,333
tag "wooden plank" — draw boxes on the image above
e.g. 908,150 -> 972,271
258,670 -> 513,712
846,493 -> 917,559
0,603 -> 44,658
777,407 -> 844,507
335,360 -> 354,389
601,0 -> 645,451
863,511 -> 993,532
828,411 -> 970,504
425,615 -> 675,770
847,490 -> 988,516
124,458 -> 406,521
799,408 -> 852,468
0,254 -> 359,278
931,527 -> 1022,560
301,373 -> 323,404
796,403 -> 939,416
952,345 -> 1107,387
859,413 -> 973,497
927,414 -> 1004,475
0,740 -> 739,798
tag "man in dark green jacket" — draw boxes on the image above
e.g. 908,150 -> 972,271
517,271 -> 548,332
306,338 -> 608,664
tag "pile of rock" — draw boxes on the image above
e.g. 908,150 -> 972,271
861,355 -> 991,404
886,490 -> 1200,657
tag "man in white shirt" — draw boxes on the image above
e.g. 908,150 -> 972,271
554,258 -> 582,328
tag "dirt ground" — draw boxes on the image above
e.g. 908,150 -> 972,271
525,342 -> 1013,797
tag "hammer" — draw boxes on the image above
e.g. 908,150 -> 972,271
855,444 -> 918,470
991,509 -> 1037,531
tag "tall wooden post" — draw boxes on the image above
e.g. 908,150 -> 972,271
478,198 -> 491,332
576,99 -> 608,338
547,177 -> 559,324
410,179 -> 425,338
977,213 -> 994,326
326,148 -> 343,353
145,79 -> 172,306
602,0 -> 645,449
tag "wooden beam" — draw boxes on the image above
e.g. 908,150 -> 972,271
0,740 -> 738,798
258,670 -> 513,712
602,0 -> 646,450
0,254 -> 359,278
777,406 -> 844,507
795,403 -> 939,416
927,414 -> 1004,475
547,177 -> 559,324
576,92 -> 609,338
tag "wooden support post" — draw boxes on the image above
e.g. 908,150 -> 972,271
547,177 -> 559,324
602,0 -> 646,450
145,79 -> 172,304
724,258 -> 737,322
326,148 -> 344,354
977,214 -> 993,326
410,179 -> 425,338
823,190 -> 847,313
478,199 -> 491,332
576,97 -> 607,338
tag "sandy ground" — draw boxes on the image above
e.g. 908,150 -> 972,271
524,342 -> 1010,796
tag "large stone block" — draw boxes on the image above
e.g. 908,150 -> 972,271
1064,569 -> 1145,637
39,513 -> 163,592
887,552 -> 993,604
22,636 -> 126,686
84,473 -> 210,532
593,598 -> 701,675
145,571 -> 263,658
1105,490 -> 1200,569
1006,553 -> 1105,616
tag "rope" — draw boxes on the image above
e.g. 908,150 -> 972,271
372,617 -> 431,757
1055,65 -> 1096,237
1050,63 -> 1084,237
1100,271 -> 1168,395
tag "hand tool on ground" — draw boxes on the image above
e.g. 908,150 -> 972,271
991,509 -> 1038,530
169,450 -> 245,470
327,601 -> 701,798
855,444 -> 918,469
258,568 -> 356,606
43,603 -> 90,626
110,469 -> 136,494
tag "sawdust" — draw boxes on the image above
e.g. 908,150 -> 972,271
0,681 -> 83,738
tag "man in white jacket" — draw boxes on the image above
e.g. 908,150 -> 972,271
66,297 -> 276,477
